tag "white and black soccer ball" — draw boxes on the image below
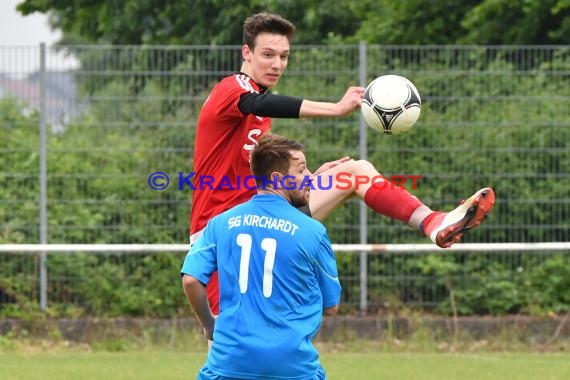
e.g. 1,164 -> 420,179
361,75 -> 421,135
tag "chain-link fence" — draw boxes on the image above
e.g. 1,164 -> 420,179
1,44 -> 569,313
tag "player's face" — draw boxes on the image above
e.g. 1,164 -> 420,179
242,32 -> 290,88
286,150 -> 313,208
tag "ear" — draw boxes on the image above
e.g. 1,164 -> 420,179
242,44 -> 252,61
268,171 -> 283,188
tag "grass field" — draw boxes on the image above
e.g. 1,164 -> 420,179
2,349 -> 569,380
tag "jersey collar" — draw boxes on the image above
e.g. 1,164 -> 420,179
237,72 -> 268,93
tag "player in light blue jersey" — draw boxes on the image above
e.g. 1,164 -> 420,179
181,133 -> 341,380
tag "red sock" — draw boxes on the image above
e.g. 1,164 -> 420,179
419,211 -> 440,233
363,179 -> 423,223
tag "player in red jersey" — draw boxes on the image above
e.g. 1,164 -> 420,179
190,12 -> 495,315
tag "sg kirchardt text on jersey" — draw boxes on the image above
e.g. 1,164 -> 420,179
228,214 -> 300,236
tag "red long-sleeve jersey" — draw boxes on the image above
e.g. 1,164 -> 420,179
190,73 -> 271,236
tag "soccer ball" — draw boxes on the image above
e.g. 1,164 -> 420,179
361,75 -> 421,135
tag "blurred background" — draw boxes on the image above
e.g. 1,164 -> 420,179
0,0 -> 568,334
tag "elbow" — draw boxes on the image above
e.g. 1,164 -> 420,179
323,305 -> 339,316
181,273 -> 200,292
181,273 -> 193,285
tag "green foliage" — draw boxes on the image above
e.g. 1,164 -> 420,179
351,0 -> 570,45
42,253 -> 188,317
17,0 -> 570,46
351,0 -> 480,44
523,256 -> 570,314
17,0 -> 361,45
1,44 -> 569,317
449,261 -> 522,315
0,99 -> 40,242
460,0 -> 570,44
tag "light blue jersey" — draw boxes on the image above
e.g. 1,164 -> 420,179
181,194 -> 341,380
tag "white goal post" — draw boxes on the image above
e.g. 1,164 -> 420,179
1,242 -> 569,253
2,242 -> 568,312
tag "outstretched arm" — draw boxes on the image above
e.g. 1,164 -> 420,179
299,86 -> 364,117
238,86 -> 364,119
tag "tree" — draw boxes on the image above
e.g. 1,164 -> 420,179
16,0 -> 360,45
349,0 -> 480,45
18,0 -> 568,46
350,0 -> 569,45
459,0 -> 570,44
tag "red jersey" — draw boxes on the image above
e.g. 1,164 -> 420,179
190,73 -> 271,235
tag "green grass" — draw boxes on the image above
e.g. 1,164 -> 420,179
322,352 -> 570,380
1,349 -> 569,380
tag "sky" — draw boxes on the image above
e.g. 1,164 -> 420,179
0,0 -> 77,73
0,0 -> 61,46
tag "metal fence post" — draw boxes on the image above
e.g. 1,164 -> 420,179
39,43 -> 48,311
358,42 -> 368,314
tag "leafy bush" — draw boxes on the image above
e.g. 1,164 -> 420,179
1,46 -> 568,317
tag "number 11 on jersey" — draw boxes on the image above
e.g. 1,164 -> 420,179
237,233 -> 277,298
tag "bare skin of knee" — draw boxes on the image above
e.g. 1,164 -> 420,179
309,159 -> 383,221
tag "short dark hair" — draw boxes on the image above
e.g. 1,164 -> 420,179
243,12 -> 296,49
250,133 -> 304,186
